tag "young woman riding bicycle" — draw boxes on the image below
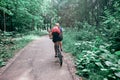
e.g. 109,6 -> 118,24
51,23 -> 63,57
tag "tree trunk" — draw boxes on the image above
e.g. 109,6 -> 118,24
3,11 -> 6,32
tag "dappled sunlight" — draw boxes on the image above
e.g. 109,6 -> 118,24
23,35 -> 40,40
15,35 -> 40,41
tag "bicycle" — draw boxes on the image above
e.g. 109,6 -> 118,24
55,44 -> 63,66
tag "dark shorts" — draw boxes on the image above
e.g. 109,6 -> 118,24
52,32 -> 63,43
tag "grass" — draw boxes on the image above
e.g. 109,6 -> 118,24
0,30 -> 47,67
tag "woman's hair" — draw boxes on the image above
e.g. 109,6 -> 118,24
55,23 -> 60,26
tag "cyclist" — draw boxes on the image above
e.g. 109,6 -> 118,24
51,23 -> 63,57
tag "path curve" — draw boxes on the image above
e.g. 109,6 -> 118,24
0,35 -> 76,80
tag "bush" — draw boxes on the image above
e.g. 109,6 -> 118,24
75,42 -> 120,80
63,24 -> 120,80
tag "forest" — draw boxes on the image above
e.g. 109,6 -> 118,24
0,0 -> 120,80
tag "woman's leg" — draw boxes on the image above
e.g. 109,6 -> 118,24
59,41 -> 62,51
54,42 -> 59,57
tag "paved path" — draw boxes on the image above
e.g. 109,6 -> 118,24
0,36 -> 73,80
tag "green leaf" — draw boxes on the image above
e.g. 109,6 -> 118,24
0,59 -> 6,67
110,67 -> 117,70
95,62 -> 104,68
103,78 -> 108,80
118,60 -> 120,64
82,69 -> 90,72
103,16 -> 114,24
115,51 -> 120,56
1,62 -> 6,66
115,72 -> 120,78
0,7 -> 13,15
105,61 -> 114,66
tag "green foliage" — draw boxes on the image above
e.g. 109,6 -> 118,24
0,31 -> 14,67
75,23 -> 96,41
63,23 -> 120,80
62,0 -> 120,79
101,0 -> 120,52
75,43 -> 120,80
0,0 -> 13,15
0,0 -> 57,32
63,23 -> 99,55
0,30 -> 46,67
115,51 -> 120,57
0,0 -> 54,67
60,0 -> 120,79
62,28 -> 76,53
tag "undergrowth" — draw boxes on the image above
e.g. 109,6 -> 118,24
0,30 -> 46,67
63,24 -> 120,80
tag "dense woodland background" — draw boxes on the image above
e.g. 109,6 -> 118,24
0,0 -> 120,80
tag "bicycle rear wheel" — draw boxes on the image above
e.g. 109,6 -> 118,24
58,51 -> 63,66
55,44 -> 63,66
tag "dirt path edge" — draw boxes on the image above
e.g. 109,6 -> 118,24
63,52 -> 82,80
0,42 -> 32,76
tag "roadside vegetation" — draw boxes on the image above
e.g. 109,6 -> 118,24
63,25 -> 120,80
63,0 -> 120,79
0,31 -> 46,67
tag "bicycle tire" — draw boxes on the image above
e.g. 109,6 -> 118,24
56,45 -> 63,66
58,52 -> 63,66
